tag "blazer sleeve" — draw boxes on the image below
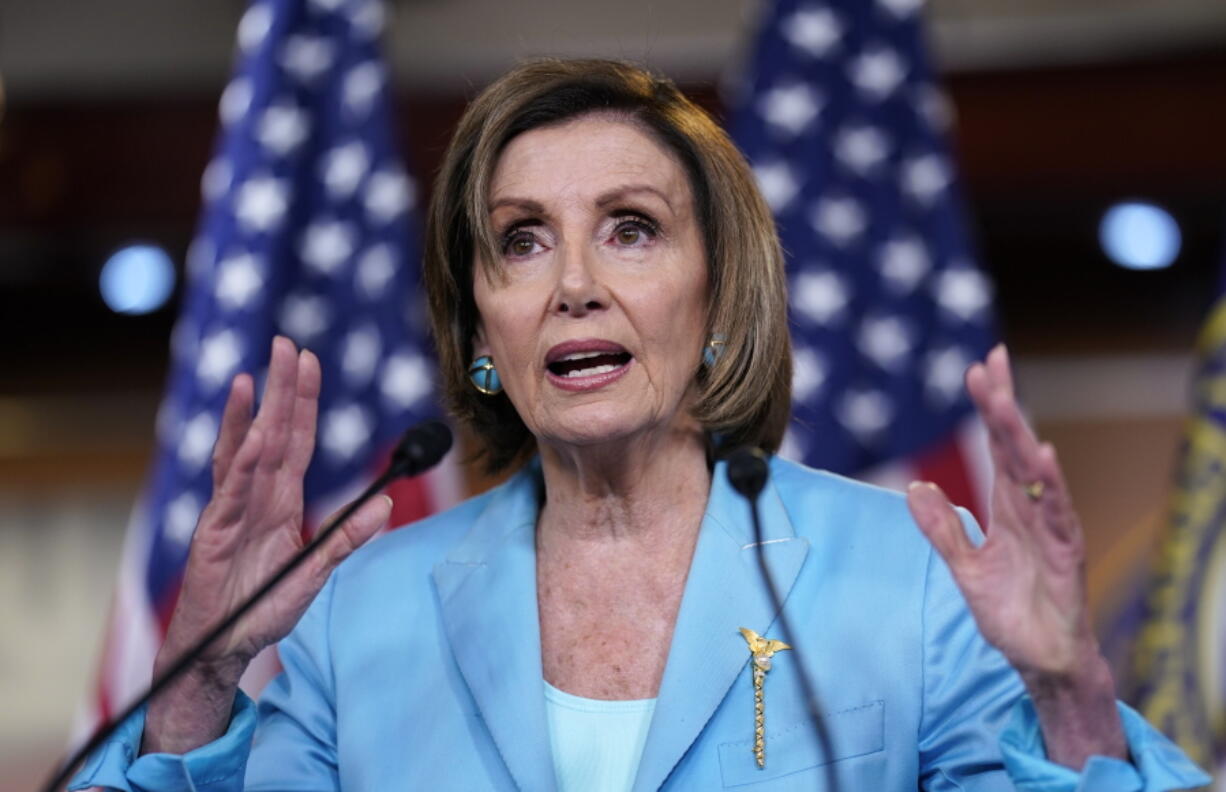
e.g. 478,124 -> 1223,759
69,573 -> 343,792
67,696 -> 257,792
243,569 -> 342,791
917,509 -> 1211,792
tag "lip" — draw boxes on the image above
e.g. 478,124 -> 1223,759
544,338 -> 634,392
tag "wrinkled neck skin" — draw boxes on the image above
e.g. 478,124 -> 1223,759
535,418 -> 711,553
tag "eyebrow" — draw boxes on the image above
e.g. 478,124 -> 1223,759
487,184 -> 675,214
594,184 -> 675,212
488,197 -> 546,214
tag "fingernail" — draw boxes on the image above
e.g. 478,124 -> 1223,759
908,481 -> 941,496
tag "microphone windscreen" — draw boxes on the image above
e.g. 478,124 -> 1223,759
726,446 -> 770,500
391,420 -> 453,478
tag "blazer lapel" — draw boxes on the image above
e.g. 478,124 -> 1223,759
632,461 -> 809,792
432,466 -> 558,792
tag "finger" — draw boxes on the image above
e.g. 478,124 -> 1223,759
968,383 -> 1027,492
968,352 -> 1033,439
967,347 -> 1069,541
979,396 -> 1082,554
311,495 -> 394,577
964,361 -> 997,432
212,373 -> 255,491
983,343 -> 1016,400
965,361 -> 1016,479
967,348 -> 1048,514
1032,442 -> 1082,545
987,387 -> 1048,486
207,426 -> 265,529
966,362 -> 1018,483
977,390 -> 1058,538
284,348 -> 322,478
907,481 -> 974,566
967,348 -> 1040,485
253,336 -> 299,477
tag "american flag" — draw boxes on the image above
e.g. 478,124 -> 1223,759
77,0 -> 458,743
727,0 -> 996,519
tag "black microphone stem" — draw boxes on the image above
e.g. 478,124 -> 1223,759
40,423 -> 440,792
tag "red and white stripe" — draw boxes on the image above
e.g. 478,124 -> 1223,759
861,417 -> 992,528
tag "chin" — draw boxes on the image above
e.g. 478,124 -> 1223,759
538,403 -> 656,449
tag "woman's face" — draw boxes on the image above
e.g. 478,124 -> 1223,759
472,114 -> 709,453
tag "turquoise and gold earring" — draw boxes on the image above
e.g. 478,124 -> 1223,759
703,334 -> 727,367
468,355 -> 502,395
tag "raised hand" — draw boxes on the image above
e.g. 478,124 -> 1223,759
906,344 -> 1127,768
144,337 -> 392,754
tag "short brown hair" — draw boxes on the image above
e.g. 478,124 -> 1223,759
423,58 -> 792,473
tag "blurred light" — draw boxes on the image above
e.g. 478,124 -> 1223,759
99,244 -> 176,314
1099,201 -> 1181,271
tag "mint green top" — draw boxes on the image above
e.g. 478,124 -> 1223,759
544,681 -> 657,792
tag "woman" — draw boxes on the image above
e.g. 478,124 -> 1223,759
74,60 -> 1207,791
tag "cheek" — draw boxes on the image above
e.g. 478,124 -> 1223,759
662,262 -> 710,336
473,274 -> 521,345
484,304 -> 526,354
475,290 -> 542,372
636,277 -> 708,363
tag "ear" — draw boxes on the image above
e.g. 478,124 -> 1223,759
471,320 -> 491,359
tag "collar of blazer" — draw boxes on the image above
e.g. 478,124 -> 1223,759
431,457 -> 811,792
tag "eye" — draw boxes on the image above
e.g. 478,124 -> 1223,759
610,214 -> 659,248
509,234 -> 536,256
616,225 -> 643,245
500,225 -> 544,258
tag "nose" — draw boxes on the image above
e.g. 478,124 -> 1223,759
553,242 -> 607,317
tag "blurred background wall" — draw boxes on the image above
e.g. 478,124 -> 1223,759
2,0 -> 1225,788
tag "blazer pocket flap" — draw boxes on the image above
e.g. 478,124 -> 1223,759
717,700 -> 884,787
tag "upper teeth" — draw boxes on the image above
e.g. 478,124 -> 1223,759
564,364 -> 619,377
560,351 -> 608,362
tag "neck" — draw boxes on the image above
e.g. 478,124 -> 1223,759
536,424 -> 710,546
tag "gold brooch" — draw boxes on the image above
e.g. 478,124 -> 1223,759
738,627 -> 791,768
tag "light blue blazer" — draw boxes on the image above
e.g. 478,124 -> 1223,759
74,458 -> 1208,791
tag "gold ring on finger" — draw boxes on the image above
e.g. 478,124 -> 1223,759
1023,481 -> 1044,502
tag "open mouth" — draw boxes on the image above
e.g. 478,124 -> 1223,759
547,350 -> 633,379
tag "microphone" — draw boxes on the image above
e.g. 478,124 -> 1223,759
389,419 -> 453,478
41,420 -> 453,792
727,446 -> 770,500
726,447 -> 836,791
